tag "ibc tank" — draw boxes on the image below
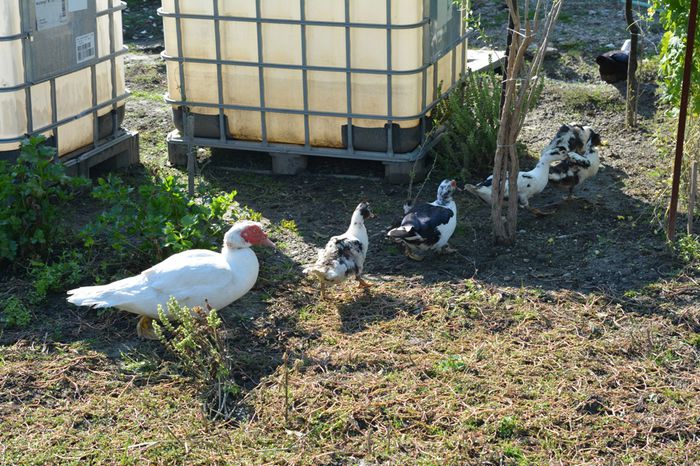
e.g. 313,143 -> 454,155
160,0 -> 468,161
0,0 -> 128,159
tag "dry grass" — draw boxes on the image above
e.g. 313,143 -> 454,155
2,275 -> 699,464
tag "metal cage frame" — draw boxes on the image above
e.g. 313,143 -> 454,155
0,1 -> 131,163
159,0 -> 469,163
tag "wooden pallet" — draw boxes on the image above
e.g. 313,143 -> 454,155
63,130 -> 139,177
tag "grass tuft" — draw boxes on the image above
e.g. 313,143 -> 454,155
154,297 -> 241,421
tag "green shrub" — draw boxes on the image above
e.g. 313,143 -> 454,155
1,296 -> 31,329
0,137 -> 88,262
432,71 -> 502,179
651,0 -> 700,114
677,234 -> 700,263
81,175 -> 240,263
154,297 -> 240,421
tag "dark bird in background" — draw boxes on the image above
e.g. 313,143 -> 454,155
596,40 -> 631,84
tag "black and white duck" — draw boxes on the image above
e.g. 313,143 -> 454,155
542,124 -> 601,155
303,202 -> 373,297
596,40 -> 631,84
464,149 -> 567,215
387,179 -> 458,261
548,125 -> 603,200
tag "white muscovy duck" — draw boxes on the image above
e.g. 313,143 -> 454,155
464,149 -> 567,215
548,126 -> 603,200
387,179 -> 458,261
66,221 -> 275,339
303,202 -> 373,298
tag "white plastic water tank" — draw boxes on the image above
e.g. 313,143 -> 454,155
0,0 -> 128,158
160,0 -> 467,158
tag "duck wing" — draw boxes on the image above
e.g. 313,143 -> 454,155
306,235 -> 364,281
549,153 -> 591,181
389,203 -> 454,246
67,250 -> 235,316
143,250 -> 233,297
476,175 -> 494,188
597,51 -> 628,64
333,236 -> 366,270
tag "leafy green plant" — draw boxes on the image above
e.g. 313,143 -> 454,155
1,296 -> 31,329
436,355 -> 467,373
677,234 -> 700,263
651,0 -> 700,114
432,71 -> 502,179
279,219 -> 299,235
502,443 -> 528,464
154,297 -> 240,421
496,416 -> 520,439
29,250 -> 86,303
0,136 -> 88,262
81,175 -> 239,263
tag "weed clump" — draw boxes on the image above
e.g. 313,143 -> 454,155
677,234 -> 700,264
153,297 -> 240,421
1,296 -> 31,329
433,71 -> 502,179
29,250 -> 86,303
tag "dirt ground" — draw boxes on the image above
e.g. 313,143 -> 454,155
1,1 -> 699,464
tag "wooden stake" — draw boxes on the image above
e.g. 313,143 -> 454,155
625,0 -> 640,128
689,161 -> 698,235
492,0 -> 562,245
283,351 -> 290,427
185,114 -> 196,197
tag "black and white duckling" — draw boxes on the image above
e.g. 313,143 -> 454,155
303,202 -> 373,297
596,40 -> 631,84
386,179 -> 458,261
464,149 -> 567,215
548,127 -> 603,200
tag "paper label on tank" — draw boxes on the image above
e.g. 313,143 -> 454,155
75,32 -> 96,64
68,0 -> 88,12
35,0 -> 69,31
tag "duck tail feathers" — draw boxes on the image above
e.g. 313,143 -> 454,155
303,264 -> 343,281
463,184 -> 492,205
386,225 -> 415,239
66,285 -> 116,308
